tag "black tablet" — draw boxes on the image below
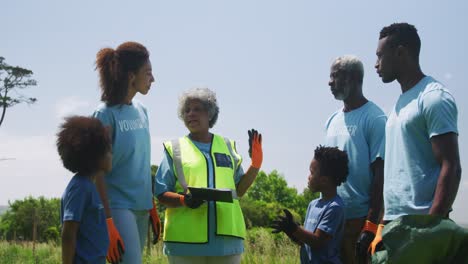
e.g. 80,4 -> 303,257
188,187 -> 234,203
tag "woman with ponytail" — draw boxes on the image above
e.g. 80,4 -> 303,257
92,41 -> 155,264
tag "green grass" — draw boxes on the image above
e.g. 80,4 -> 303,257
0,241 -> 61,264
243,228 -> 300,264
0,228 -> 299,264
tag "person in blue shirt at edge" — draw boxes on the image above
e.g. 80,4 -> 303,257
325,55 -> 386,264
155,87 -> 263,264
370,22 -> 462,255
92,41 -> 161,264
58,116 -> 112,264
271,145 -> 349,264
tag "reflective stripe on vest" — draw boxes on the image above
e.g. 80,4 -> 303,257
162,134 -> 246,243
224,137 -> 239,174
171,139 -> 188,193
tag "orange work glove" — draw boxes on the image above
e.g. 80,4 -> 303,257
369,224 -> 385,255
149,199 -> 161,244
106,218 -> 125,263
248,129 -> 263,169
356,220 -> 377,262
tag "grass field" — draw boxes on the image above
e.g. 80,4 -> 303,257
0,228 -> 300,264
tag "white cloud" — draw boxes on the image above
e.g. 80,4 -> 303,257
55,97 -> 91,118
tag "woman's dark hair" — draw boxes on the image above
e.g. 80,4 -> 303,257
314,145 -> 349,186
57,116 -> 111,176
96,41 -> 149,106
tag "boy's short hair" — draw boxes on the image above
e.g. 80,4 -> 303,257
314,145 -> 349,186
57,116 -> 111,176
379,22 -> 421,60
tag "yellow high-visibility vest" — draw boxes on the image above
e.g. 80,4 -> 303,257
163,134 -> 246,243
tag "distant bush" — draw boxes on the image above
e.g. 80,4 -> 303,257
43,227 -> 59,244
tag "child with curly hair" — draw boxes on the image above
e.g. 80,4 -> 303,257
272,145 -> 349,264
57,116 -> 112,264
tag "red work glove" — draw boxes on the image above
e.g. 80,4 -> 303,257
106,218 -> 125,263
248,129 -> 263,169
149,199 -> 161,244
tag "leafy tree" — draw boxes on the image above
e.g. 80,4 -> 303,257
242,170 -> 319,227
43,226 -> 60,243
293,188 -> 320,218
241,196 -> 280,228
247,170 -> 300,209
0,210 -> 14,240
0,196 -> 60,242
0,57 -> 37,127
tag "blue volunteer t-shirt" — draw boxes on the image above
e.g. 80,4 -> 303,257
92,100 -> 152,210
155,138 -> 245,256
300,195 -> 345,264
384,76 -> 458,221
61,175 -> 109,264
325,101 -> 386,219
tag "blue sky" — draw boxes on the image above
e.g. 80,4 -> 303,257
1,1 -> 467,223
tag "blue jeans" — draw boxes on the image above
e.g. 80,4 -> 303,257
111,209 -> 149,264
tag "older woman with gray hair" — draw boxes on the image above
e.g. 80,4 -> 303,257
154,87 -> 263,264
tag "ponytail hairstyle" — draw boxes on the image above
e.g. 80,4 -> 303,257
95,42 -> 150,106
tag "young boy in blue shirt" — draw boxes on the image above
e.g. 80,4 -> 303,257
57,116 -> 113,264
272,146 -> 349,264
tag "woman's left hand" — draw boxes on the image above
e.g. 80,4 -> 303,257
248,129 -> 263,169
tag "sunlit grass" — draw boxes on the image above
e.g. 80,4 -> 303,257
0,228 -> 300,264
0,241 -> 61,264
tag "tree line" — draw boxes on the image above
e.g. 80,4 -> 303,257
0,167 -> 318,242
